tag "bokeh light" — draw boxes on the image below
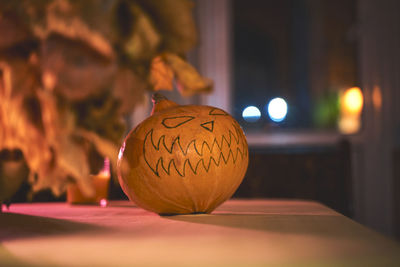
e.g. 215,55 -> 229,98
338,116 -> 361,134
342,87 -> 363,114
267,98 -> 288,122
339,87 -> 363,134
372,86 -> 382,110
100,198 -> 108,207
242,106 -> 261,122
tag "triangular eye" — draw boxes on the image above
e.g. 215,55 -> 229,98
201,121 -> 214,132
209,108 -> 228,116
162,116 -> 195,128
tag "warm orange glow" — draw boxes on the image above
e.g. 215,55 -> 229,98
342,87 -> 363,114
66,158 -> 110,204
372,85 -> 382,110
98,158 -> 111,179
338,116 -> 361,134
339,87 -> 363,134
42,71 -> 57,91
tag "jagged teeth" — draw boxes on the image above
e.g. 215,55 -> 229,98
143,126 -> 245,177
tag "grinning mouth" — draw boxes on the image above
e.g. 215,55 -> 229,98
143,125 -> 247,177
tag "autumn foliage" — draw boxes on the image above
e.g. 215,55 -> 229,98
0,0 -> 211,201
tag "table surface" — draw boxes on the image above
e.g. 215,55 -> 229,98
1,199 -> 400,267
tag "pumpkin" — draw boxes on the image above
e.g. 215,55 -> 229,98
117,94 -> 249,215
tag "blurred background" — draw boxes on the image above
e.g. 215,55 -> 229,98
1,0 -> 399,240
188,0 -> 400,239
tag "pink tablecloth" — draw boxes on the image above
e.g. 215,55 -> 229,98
1,199 -> 400,266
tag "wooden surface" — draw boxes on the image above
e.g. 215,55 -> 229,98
1,199 -> 399,267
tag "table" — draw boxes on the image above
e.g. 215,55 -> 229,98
1,199 -> 399,266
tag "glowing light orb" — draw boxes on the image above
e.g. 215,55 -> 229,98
339,116 -> 361,134
267,98 -> 288,122
242,106 -> 261,122
342,87 -> 363,114
100,198 -> 108,207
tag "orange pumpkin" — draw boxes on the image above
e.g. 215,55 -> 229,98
117,94 -> 249,215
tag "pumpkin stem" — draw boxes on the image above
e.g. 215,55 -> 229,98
151,93 -> 178,115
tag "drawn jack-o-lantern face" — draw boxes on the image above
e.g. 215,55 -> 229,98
118,97 -> 249,215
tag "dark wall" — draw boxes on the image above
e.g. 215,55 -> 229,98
234,140 -> 353,217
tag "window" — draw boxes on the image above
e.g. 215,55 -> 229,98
232,0 -> 358,133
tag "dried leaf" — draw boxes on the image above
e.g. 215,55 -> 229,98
136,0 -> 197,54
33,90 -> 94,196
75,128 -> 124,181
112,68 -> 147,114
72,91 -> 126,144
149,55 -> 174,91
0,63 -> 51,192
40,34 -> 117,101
162,53 -> 213,96
55,136 -> 93,196
0,12 -> 31,49
32,0 -> 115,59
123,3 -> 161,61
